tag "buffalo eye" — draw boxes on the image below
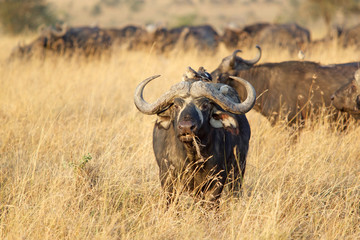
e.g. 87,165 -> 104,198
199,101 -> 210,111
173,103 -> 180,111
173,98 -> 184,111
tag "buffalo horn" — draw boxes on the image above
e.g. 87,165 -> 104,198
229,49 -> 242,68
51,23 -> 67,37
243,45 -> 261,65
190,77 -> 256,114
134,75 -> 191,115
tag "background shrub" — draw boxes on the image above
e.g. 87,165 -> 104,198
0,0 -> 57,34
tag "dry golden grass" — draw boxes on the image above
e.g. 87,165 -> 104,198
0,37 -> 359,239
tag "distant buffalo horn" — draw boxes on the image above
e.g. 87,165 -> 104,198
230,45 -> 261,67
134,75 -> 191,115
229,49 -> 242,68
190,77 -> 256,114
243,45 -> 261,65
51,23 -> 67,37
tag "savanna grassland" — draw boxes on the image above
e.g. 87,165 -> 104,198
0,34 -> 360,240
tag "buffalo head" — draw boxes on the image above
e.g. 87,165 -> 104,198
9,24 -> 67,59
134,68 -> 256,143
331,69 -> 360,119
211,46 -> 261,82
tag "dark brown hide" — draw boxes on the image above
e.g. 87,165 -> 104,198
331,70 -> 360,119
212,49 -> 359,124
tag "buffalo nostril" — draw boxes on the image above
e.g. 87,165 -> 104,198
178,120 -> 196,133
330,95 -> 335,101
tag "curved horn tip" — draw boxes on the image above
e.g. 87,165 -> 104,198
136,74 -> 161,89
135,75 -> 191,115
229,75 -> 256,94
134,74 -> 162,115
233,49 -> 242,55
229,49 -> 242,68
145,74 -> 161,81
51,23 -> 68,37
241,45 -> 261,65
229,75 -> 257,111
255,45 -> 262,54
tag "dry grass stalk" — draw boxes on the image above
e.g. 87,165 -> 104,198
0,35 -> 359,239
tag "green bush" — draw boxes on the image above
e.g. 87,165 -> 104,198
102,0 -> 120,7
91,3 -> 102,16
127,0 -> 144,12
173,13 -> 198,27
0,0 -> 57,34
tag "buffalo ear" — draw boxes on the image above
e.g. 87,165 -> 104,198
156,108 -> 173,129
210,110 -> 239,135
156,115 -> 171,129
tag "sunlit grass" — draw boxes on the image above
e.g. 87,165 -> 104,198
0,36 -> 359,239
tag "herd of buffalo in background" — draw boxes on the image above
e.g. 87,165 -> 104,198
9,22 -> 360,124
10,22 -> 360,58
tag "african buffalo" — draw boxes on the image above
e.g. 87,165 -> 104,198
221,23 -> 310,55
128,24 -> 171,52
9,24 -> 68,59
134,67 -> 256,205
9,24 -> 112,59
104,25 -> 145,48
212,47 -> 360,124
174,25 -> 220,53
48,25 -> 112,56
221,23 -> 270,50
129,24 -> 220,53
331,69 -> 360,119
